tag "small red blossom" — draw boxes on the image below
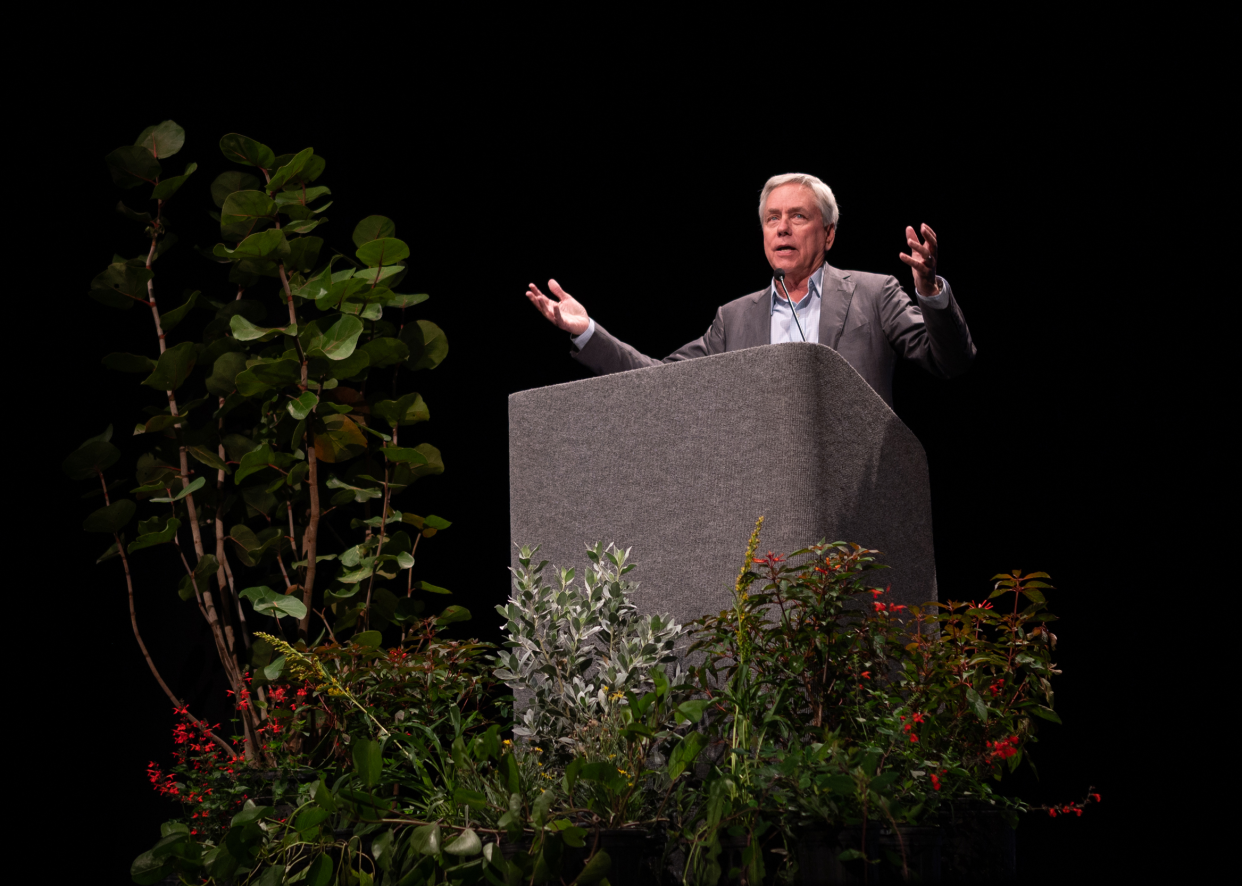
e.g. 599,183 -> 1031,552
860,671 -> 871,680
929,773 -> 941,791
909,734 -> 919,743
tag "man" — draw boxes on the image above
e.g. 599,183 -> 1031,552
524,172 -> 975,407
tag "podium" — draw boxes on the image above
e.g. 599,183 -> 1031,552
508,343 -> 937,630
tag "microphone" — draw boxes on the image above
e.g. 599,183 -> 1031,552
773,268 -> 807,342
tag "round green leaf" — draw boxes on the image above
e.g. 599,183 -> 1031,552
356,237 -> 409,268
135,121 -> 185,159
351,215 -> 395,247
105,145 -> 160,189
212,170 -> 263,208
83,499 -> 136,533
152,162 -> 197,201
141,341 -> 197,392
220,190 -> 277,240
308,315 -> 364,361
266,147 -> 314,192
443,828 -> 481,857
62,440 -> 121,479
219,133 -> 276,169
314,414 -> 368,463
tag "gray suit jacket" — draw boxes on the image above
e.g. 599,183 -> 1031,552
572,265 -> 976,407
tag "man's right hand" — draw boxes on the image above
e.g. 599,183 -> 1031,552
525,279 -> 590,337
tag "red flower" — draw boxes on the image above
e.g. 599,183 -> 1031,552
929,773 -> 941,791
1048,808 -> 1057,818
909,734 -> 919,743
860,671 -> 871,680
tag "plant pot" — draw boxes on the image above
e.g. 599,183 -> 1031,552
502,828 -> 662,885
795,824 -> 877,885
796,824 -> 942,884
876,826 -> 941,883
719,832 -> 785,885
936,802 -> 1015,883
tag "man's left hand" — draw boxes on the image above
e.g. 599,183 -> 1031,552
900,223 -> 941,298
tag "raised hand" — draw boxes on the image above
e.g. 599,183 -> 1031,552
525,279 -> 590,336
899,223 -> 940,298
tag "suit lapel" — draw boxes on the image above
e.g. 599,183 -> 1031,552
818,265 -> 855,350
737,288 -> 772,349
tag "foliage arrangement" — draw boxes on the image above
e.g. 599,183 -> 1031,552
675,519 -> 1070,883
69,120 -> 459,771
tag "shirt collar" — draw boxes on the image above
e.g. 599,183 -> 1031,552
770,263 -> 825,314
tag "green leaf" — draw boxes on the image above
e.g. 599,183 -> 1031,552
574,850 -> 611,884
160,290 -> 200,332
206,352 -> 249,398
436,605 -> 471,625
966,687 -> 989,722
135,121 -> 185,159
211,170 -> 262,208
235,445 -> 278,483
444,828 -> 482,857
383,446 -> 429,465
314,276 -> 369,311
352,215 -> 396,247
1021,588 -> 1047,604
406,320 -> 448,371
152,162 -> 197,201
668,731 -> 708,780
1030,706 -> 1062,724
229,315 -> 295,343
386,292 -> 428,310
287,235 -> 324,273
240,585 -> 307,620
213,229 -> 290,262
352,738 -> 383,788
417,581 -> 451,595
83,499 -> 136,533
287,391 -> 319,420
220,190 -> 277,240
305,854 -> 332,886
128,517 -> 181,554
453,788 -> 487,810
62,439 -> 121,479
90,262 -> 152,310
314,414 -> 368,463
151,476 -> 205,502
353,630 -> 383,648
220,133 -> 276,169
140,341 -> 197,392
360,337 -> 410,369
324,349 -> 370,381
106,145 -> 160,189
356,237 -> 409,268
410,823 -> 440,855
266,147 -> 314,192
307,315 -> 364,360
235,358 -> 301,398
676,699 -> 709,725
371,393 -> 429,428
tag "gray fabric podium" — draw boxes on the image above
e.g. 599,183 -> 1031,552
508,343 -> 937,632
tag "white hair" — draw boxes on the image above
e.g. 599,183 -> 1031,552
758,173 -> 839,229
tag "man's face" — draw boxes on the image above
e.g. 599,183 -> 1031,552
762,183 -> 836,281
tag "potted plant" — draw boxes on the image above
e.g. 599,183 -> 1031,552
680,517 -> 1095,884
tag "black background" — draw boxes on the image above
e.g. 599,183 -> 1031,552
33,45 -> 1184,883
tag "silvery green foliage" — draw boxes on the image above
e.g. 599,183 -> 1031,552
494,542 -> 687,749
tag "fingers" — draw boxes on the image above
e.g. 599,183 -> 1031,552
906,236 -> 931,261
548,278 -> 573,303
921,224 -> 938,251
898,251 -> 934,275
